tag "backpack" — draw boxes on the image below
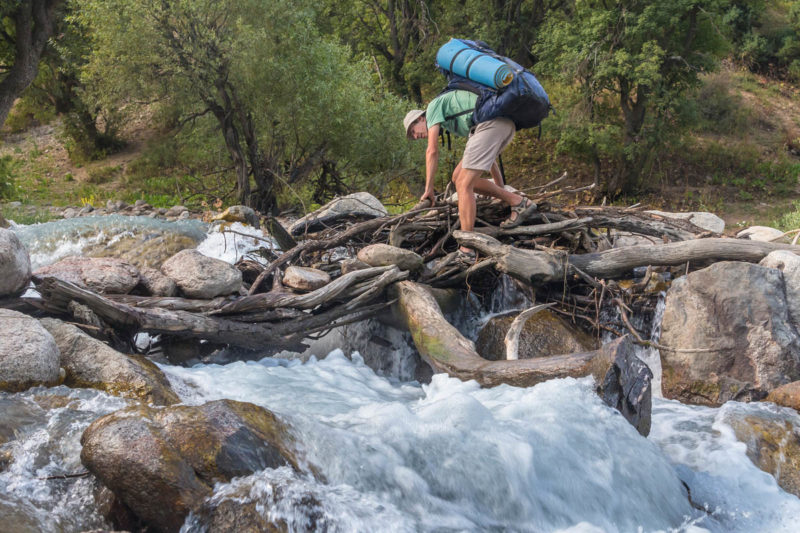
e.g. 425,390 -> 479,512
435,39 -> 551,132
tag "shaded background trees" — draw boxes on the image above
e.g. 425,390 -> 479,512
1,0 -> 799,209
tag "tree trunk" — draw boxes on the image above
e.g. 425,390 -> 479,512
0,0 -> 62,126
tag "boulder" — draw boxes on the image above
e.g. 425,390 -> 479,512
597,337 -> 653,437
282,265 -> 330,292
212,205 -> 260,228
645,210 -> 725,234
724,408 -> 800,497
88,233 -> 199,269
0,228 -> 31,296
161,249 -> 242,298
738,226 -> 785,242
80,400 -> 299,532
39,318 -> 179,405
0,309 -> 60,392
760,250 -> 800,327
660,261 -> 800,406
34,257 -> 140,294
357,243 -> 423,272
289,192 -> 387,235
475,309 -> 597,361
767,381 -> 800,411
137,267 -> 177,297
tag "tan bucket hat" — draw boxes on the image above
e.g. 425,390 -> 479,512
403,109 -> 425,138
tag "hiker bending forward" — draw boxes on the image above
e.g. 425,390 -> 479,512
404,90 -> 536,262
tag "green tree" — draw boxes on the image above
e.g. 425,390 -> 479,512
536,0 -> 731,195
77,0 -> 408,212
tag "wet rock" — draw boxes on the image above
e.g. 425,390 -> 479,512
357,243 -> 422,272
289,192 -> 387,235
40,318 -> 179,405
80,400 -> 299,532
88,233 -> 199,270
645,210 -> 724,234
0,309 -> 60,392
475,309 -> 597,361
178,210 -> 191,220
660,262 -> 800,406
738,226 -> 785,242
136,266 -> 177,296
767,381 -> 800,411
597,336 -> 653,436
161,249 -> 242,298
212,205 -> 260,228
189,473 -> 325,533
760,250 -> 800,327
725,407 -> 800,497
0,227 -> 31,296
34,256 -> 140,294
283,265 -> 330,292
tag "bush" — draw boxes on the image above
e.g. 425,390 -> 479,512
0,156 -> 19,200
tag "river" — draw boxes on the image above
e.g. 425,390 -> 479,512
1,215 -> 799,532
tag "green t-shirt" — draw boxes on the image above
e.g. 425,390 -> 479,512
425,90 -> 478,138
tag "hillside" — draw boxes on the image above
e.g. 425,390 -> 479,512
1,66 -> 799,233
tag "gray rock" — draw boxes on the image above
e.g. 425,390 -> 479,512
597,336 -> 653,437
660,261 -> 800,406
289,192 -> 387,235
62,207 -> 78,219
40,318 -> 179,405
0,228 -> 31,296
212,205 -> 260,228
137,267 -> 177,296
34,256 -> 140,294
165,205 -> 188,217
161,249 -> 242,298
282,266 -> 330,292
0,309 -> 60,392
178,210 -> 191,220
738,226 -> 785,242
760,250 -> 800,327
645,210 -> 725,234
134,199 -> 150,208
357,243 -> 423,272
80,400 -> 299,532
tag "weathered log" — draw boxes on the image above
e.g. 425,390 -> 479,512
105,295 -> 232,312
455,232 -> 800,285
216,266 -> 404,315
504,303 -> 556,360
393,280 -> 614,387
35,277 -> 394,352
266,216 -> 297,251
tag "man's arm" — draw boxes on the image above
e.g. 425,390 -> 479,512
422,123 -> 441,202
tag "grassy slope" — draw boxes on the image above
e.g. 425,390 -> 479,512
1,67 -> 799,233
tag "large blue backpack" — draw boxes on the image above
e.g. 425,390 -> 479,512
435,39 -> 551,132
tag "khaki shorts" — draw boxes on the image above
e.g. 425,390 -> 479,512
462,117 -> 516,171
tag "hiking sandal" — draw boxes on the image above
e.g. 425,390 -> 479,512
500,197 -> 537,229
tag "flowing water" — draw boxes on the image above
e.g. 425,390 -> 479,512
1,215 -> 799,532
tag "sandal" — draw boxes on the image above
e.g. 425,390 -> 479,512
500,197 -> 537,229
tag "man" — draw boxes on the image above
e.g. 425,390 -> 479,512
404,89 -> 536,263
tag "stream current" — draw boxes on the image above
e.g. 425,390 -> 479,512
1,215 -> 799,532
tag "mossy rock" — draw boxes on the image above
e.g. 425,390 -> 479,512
80,399 -> 300,532
475,309 -> 597,361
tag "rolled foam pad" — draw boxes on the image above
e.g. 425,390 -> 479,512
436,38 -> 513,89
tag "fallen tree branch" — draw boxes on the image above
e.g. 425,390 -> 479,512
504,303 -> 556,360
